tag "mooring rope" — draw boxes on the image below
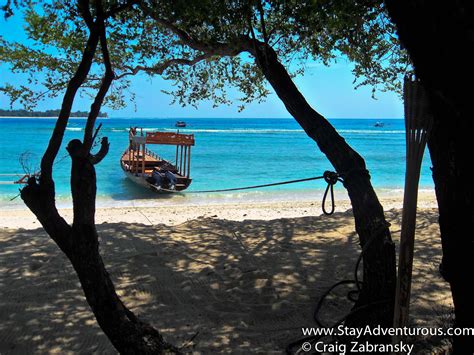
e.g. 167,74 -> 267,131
10,168 -> 343,215
188,176 -> 326,193
174,170 -> 343,215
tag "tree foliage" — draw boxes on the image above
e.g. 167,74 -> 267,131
1,0 -> 410,112
0,108 -> 107,116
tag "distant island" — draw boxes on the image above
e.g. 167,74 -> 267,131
0,109 -> 108,117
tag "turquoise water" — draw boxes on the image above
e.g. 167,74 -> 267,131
0,117 -> 433,208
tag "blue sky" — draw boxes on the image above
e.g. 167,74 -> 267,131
0,13 -> 403,119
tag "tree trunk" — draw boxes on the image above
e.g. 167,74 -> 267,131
21,128 -> 177,355
247,40 -> 396,338
428,109 -> 474,354
68,140 -> 171,353
21,140 -> 177,354
19,5 -> 178,351
385,1 -> 474,352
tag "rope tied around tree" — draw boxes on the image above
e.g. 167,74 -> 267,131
338,168 -> 371,188
322,170 -> 343,215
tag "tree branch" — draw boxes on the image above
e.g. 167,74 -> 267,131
116,53 -> 213,79
90,137 -> 109,165
83,4 -> 115,153
40,0 -> 99,185
106,0 -> 139,18
256,0 -> 268,43
78,0 -> 94,29
140,2 -> 249,57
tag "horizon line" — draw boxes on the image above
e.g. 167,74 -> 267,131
0,116 -> 404,120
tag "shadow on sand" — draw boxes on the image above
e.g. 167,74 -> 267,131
0,209 -> 451,353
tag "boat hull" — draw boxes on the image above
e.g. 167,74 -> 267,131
120,149 -> 192,193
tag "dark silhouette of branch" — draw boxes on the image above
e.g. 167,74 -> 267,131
40,0 -> 100,185
116,53 -> 213,79
83,3 -> 115,153
140,2 -> 248,57
256,0 -> 268,43
90,137 -> 109,165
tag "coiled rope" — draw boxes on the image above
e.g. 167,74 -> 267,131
285,223 -> 390,354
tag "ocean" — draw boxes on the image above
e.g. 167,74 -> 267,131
0,117 -> 433,209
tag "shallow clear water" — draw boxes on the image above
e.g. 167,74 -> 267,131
0,117 -> 432,208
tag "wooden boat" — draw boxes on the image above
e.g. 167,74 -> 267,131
120,127 -> 195,192
175,121 -> 186,128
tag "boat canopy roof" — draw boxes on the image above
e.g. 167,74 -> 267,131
145,131 -> 195,146
131,131 -> 194,146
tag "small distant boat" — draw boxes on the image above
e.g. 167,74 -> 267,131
175,121 -> 186,128
120,127 -> 195,192
374,121 -> 384,127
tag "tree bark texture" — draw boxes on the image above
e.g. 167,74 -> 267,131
20,4 -> 177,352
67,141 -> 171,353
21,142 -> 177,354
247,40 -> 396,339
385,1 -> 474,353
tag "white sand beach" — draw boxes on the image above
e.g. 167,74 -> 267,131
0,193 -> 452,353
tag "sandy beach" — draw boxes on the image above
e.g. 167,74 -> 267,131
0,194 -> 453,353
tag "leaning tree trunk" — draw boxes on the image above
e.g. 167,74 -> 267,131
68,139 -> 173,353
247,40 -> 396,339
21,141 -> 177,354
385,1 -> 474,353
19,4 -> 178,352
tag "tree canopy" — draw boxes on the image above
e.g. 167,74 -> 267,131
1,0 -> 410,111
